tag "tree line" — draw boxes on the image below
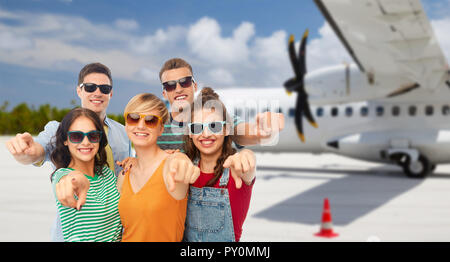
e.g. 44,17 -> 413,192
0,101 -> 125,135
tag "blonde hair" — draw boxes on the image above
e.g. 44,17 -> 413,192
124,93 -> 169,124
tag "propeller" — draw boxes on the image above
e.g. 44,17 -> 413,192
284,29 -> 317,142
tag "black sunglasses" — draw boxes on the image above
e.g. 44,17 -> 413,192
67,130 -> 102,144
188,121 -> 226,135
79,83 -> 113,94
162,76 -> 194,92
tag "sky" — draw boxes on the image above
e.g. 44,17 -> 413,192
0,0 -> 449,114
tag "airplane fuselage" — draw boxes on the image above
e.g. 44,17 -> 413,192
216,80 -> 450,169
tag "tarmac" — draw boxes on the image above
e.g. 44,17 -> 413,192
1,136 -> 450,242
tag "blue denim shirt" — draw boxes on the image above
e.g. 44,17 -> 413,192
34,117 -> 132,241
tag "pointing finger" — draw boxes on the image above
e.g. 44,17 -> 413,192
241,154 -> 250,174
231,170 -> 242,189
223,157 -> 232,168
184,164 -> 194,185
5,140 -> 17,155
17,136 -> 30,152
11,139 -> 25,154
166,168 -> 176,192
233,157 -> 243,176
190,166 -> 200,184
169,159 -> 178,175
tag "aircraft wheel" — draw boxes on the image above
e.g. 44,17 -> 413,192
402,155 -> 430,178
430,164 -> 437,172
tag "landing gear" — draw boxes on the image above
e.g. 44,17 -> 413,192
386,149 -> 434,179
402,155 -> 431,178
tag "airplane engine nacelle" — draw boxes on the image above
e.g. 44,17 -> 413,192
305,63 -> 378,105
325,129 -> 450,165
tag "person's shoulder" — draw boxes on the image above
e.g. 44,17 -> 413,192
51,167 -> 73,184
55,167 -> 72,175
46,120 -> 60,128
101,165 -> 116,178
105,117 -> 129,137
40,120 -> 60,133
102,165 -> 114,173
105,117 -> 124,128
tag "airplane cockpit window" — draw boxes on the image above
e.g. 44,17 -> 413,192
289,108 -> 295,118
443,105 -> 450,115
376,106 -> 384,116
425,105 -> 434,116
316,107 -> 324,117
360,106 -> 368,117
408,106 -> 417,116
331,107 -> 338,117
345,107 -> 353,117
392,106 -> 400,116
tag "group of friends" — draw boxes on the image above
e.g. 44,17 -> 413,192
5,58 -> 285,242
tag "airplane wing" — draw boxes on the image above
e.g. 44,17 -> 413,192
314,0 -> 449,93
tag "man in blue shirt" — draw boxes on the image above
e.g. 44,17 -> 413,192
5,62 -> 132,241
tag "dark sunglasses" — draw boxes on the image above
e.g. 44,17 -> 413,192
79,83 -> 113,94
188,121 -> 226,135
162,76 -> 194,92
124,113 -> 162,128
67,130 -> 103,144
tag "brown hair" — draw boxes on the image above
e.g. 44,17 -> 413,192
124,93 -> 169,125
78,62 -> 113,86
50,107 -> 109,181
183,87 -> 236,186
159,58 -> 193,81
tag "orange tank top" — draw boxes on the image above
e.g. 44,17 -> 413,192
118,159 -> 187,242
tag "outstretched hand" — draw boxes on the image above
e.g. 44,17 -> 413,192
255,112 -> 285,141
55,171 -> 90,211
5,132 -> 44,164
167,154 -> 200,192
223,149 -> 256,189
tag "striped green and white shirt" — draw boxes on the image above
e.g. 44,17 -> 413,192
52,166 -> 122,242
157,114 -> 244,152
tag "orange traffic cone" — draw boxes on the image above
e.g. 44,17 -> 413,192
314,198 -> 339,238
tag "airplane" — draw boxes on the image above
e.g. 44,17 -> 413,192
213,0 -> 450,178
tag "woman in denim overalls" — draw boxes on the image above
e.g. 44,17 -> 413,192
183,87 -> 256,242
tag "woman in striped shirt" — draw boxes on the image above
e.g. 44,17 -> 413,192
50,108 -> 122,242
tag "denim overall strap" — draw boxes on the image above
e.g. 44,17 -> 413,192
218,167 -> 230,187
183,159 -> 235,242
193,158 -> 200,166
193,158 -> 229,187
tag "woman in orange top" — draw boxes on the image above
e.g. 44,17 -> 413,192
117,93 -> 200,242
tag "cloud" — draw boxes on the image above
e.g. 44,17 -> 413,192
307,22 -> 352,72
187,17 -> 255,65
0,6 -> 353,89
129,26 -> 186,55
207,68 -> 235,85
136,67 -> 160,82
115,18 -> 139,31
0,31 -> 33,50
252,30 -> 288,68
2,5 -> 446,92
